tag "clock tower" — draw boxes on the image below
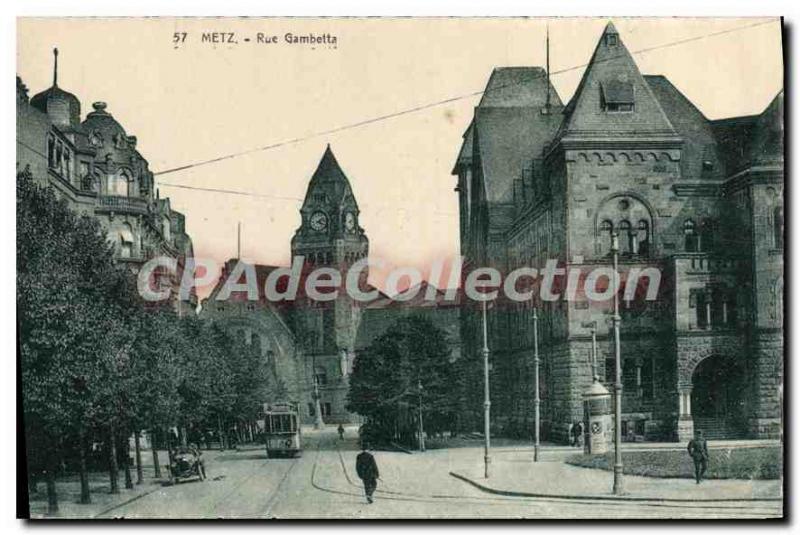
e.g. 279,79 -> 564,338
290,145 -> 368,424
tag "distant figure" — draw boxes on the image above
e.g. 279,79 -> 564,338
687,430 -> 709,484
338,424 -> 345,441
572,421 -> 584,447
356,443 -> 380,504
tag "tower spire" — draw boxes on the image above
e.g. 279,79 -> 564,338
52,48 -> 58,87
545,24 -> 551,113
237,221 -> 241,259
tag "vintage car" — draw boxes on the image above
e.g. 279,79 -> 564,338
168,447 -> 206,484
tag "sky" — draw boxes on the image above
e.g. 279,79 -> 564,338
16,17 -> 783,295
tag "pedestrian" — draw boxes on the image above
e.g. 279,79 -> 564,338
356,443 -> 380,504
338,423 -> 345,441
575,421 -> 584,448
687,430 -> 709,484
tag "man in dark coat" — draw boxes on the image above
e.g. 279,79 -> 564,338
687,430 -> 710,484
356,443 -> 379,504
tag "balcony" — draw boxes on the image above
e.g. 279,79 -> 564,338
96,195 -> 149,215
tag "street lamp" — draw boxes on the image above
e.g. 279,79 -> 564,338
581,321 -> 599,383
533,307 -> 541,462
418,378 -> 426,452
482,300 -> 492,478
611,232 -> 625,495
312,356 -> 324,430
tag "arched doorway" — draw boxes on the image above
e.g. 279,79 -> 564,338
691,355 -> 746,439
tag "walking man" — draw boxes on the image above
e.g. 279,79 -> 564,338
687,430 -> 709,484
338,424 -> 345,441
356,443 -> 379,504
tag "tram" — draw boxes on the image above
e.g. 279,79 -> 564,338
263,402 -> 302,458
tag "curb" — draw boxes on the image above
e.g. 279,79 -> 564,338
93,482 -> 165,518
449,472 -> 782,503
389,442 -> 415,455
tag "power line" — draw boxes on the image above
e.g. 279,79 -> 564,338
158,180 -> 459,217
153,18 -> 777,179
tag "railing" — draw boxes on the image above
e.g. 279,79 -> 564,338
672,253 -> 740,274
96,195 -> 149,214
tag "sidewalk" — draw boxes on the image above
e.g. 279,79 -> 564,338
28,451 -> 171,519
27,448 -> 231,519
448,447 -> 782,502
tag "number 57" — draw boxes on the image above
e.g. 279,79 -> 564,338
173,32 -> 187,44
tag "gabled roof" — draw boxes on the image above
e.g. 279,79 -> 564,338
473,107 -> 562,202
478,67 -> 557,108
711,91 -> 783,176
365,281 -> 460,309
467,66 -> 564,203
645,75 -> 724,180
748,91 -> 784,168
556,22 -> 677,140
301,145 -> 358,211
452,121 -> 474,174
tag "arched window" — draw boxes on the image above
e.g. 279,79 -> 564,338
600,220 -> 614,255
701,219 -> 715,252
162,216 -> 171,241
618,220 -> 632,254
47,136 -> 55,168
118,225 -> 134,258
107,170 -> 129,196
774,206 -> 784,250
684,220 -> 698,252
314,366 -> 327,386
637,220 -> 650,256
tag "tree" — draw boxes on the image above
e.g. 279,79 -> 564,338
347,315 -> 456,447
18,169 -> 137,508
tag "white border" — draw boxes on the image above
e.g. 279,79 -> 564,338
4,2 -> 795,534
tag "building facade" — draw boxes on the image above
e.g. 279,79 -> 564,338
201,147 -> 370,425
16,50 -> 196,312
452,23 -> 783,442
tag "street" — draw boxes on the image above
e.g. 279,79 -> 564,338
96,427 -> 782,519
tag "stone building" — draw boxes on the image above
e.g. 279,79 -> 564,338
201,146 -> 373,424
16,50 -> 196,312
452,23 -> 783,442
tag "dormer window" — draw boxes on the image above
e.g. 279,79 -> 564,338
601,80 -> 634,113
606,34 -> 618,47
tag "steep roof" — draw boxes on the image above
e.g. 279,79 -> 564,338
469,66 -> 564,203
365,281 -> 460,309
711,91 -> 783,176
473,107 -> 562,202
645,75 -> 724,180
478,66 -> 558,108
301,145 -> 358,212
452,121 -> 474,173
747,91 -> 784,168
557,22 -> 677,141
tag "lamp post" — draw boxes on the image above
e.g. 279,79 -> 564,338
582,321 -> 599,383
482,300 -> 492,478
312,356 -> 324,430
418,378 -> 426,452
611,232 -> 625,495
533,307 -> 541,462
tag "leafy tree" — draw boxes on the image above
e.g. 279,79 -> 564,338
18,169 -> 136,507
347,315 -> 456,447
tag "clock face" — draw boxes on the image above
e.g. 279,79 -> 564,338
345,212 -> 356,232
310,211 -> 328,232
